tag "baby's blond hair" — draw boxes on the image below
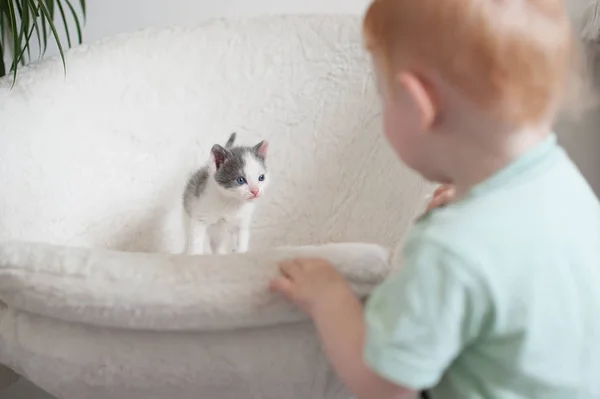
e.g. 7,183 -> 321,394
363,0 -> 584,124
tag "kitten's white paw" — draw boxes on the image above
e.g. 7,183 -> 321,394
231,245 -> 248,254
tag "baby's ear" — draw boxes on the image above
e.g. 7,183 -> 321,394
210,144 -> 231,172
397,72 -> 437,130
253,140 -> 269,159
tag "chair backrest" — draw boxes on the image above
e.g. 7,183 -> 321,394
0,16 -> 429,253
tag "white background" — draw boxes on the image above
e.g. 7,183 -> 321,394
34,0 -> 594,58
2,0 -> 599,398
38,0 -> 600,198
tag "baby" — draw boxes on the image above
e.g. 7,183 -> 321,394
270,1 -> 600,398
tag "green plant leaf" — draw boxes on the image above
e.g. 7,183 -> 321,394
14,0 -> 38,66
18,0 -> 32,63
39,2 -> 49,54
25,1 -> 44,60
0,0 -> 84,80
65,0 -> 82,44
79,0 -> 85,22
0,4 -> 8,77
6,0 -> 21,82
37,0 -> 67,74
56,0 -> 71,47
0,41 -> 5,77
44,0 -> 54,19
0,8 -> 5,47
14,0 -> 31,65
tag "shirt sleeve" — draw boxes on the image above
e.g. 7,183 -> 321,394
364,238 -> 489,390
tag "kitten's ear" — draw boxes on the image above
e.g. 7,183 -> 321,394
253,140 -> 268,159
210,144 -> 231,171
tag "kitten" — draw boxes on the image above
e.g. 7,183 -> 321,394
182,133 -> 269,255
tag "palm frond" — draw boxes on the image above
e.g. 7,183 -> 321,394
14,0 -> 32,66
38,2 -> 49,54
37,0 -> 66,74
27,2 -> 44,60
0,5 -> 5,46
0,8 -> 5,77
0,0 -> 86,80
0,40 -> 5,78
5,0 -> 20,82
65,0 -> 82,44
56,0 -> 71,48
79,0 -> 85,22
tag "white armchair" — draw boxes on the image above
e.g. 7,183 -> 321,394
0,15 -> 428,399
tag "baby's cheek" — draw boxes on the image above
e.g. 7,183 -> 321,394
382,107 -> 403,148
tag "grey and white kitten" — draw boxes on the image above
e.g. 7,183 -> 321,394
183,133 -> 269,254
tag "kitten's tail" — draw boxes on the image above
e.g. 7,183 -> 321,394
225,132 -> 236,148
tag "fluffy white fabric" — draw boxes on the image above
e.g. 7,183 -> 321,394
0,241 -> 389,331
0,17 -> 427,253
0,15 -> 430,399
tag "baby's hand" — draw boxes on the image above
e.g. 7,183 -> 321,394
425,184 -> 455,212
269,258 -> 354,318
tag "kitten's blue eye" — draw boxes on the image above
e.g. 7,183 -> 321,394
236,177 -> 246,185
258,174 -> 265,182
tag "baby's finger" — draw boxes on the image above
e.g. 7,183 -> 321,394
427,189 -> 455,211
269,277 -> 296,300
433,185 -> 450,197
438,189 -> 455,203
427,195 -> 446,210
280,260 -> 304,280
426,198 -> 439,211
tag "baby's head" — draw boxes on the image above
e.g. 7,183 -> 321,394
363,0 -> 580,183
209,134 -> 269,202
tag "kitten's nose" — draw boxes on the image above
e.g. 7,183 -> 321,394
250,188 -> 260,197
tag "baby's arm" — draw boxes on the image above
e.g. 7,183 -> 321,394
312,291 -> 416,399
271,239 -> 488,399
270,259 -> 415,399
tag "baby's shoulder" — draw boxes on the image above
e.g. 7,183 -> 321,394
401,195 -> 533,277
412,197 -> 506,245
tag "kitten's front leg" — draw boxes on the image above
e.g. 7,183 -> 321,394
186,219 -> 208,255
231,219 -> 251,253
208,221 -> 229,255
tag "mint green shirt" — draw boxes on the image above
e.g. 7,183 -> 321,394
364,135 -> 600,399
